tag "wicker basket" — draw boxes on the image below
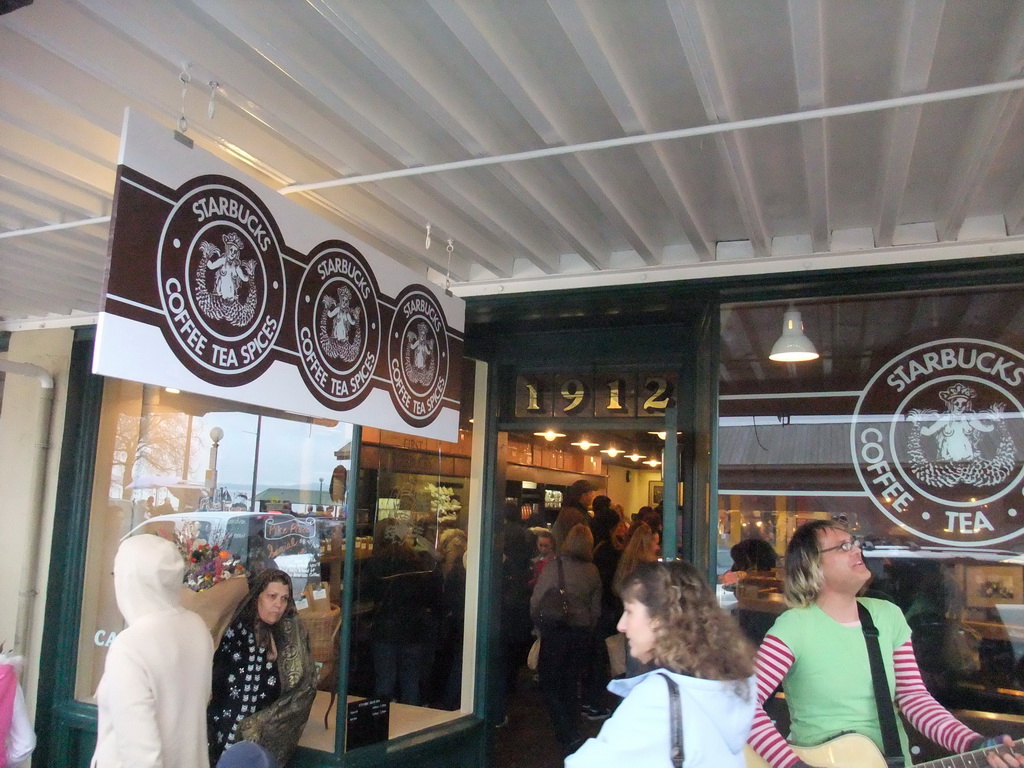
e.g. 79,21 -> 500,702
300,605 -> 342,698
300,605 -> 342,663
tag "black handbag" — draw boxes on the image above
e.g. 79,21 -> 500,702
535,556 -> 571,630
658,672 -> 684,768
858,602 -> 905,768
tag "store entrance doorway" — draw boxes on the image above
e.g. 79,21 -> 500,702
501,426 -> 672,539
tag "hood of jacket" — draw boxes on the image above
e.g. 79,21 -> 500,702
609,667 -> 757,754
114,534 -> 185,626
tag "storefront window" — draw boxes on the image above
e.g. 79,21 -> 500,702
717,286 -> 1024,723
75,379 -> 355,748
77,357 -> 479,754
334,421 -> 475,745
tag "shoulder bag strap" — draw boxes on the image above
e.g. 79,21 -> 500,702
857,602 -> 905,768
658,672 -> 684,768
556,556 -> 569,617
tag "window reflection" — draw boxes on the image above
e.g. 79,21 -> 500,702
76,381 -> 354,737
337,424 -> 475,743
717,287 -> 1024,737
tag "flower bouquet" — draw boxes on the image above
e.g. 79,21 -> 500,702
170,520 -> 246,592
168,521 -> 249,645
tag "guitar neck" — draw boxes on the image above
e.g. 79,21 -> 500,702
919,739 -> 1024,768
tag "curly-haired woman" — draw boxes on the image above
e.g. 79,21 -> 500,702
566,559 -> 757,767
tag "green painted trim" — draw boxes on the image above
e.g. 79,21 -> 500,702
290,716 -> 486,768
34,330 -> 104,768
705,306 -> 723,585
333,423 -> 361,752
475,361 -> 506,736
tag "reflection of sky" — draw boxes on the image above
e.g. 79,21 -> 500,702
196,410 -> 352,490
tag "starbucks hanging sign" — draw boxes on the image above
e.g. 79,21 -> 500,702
94,111 -> 463,440
851,338 -> 1024,546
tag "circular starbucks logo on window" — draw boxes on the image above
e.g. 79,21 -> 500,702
851,338 -> 1024,546
295,242 -> 381,408
157,177 -> 285,382
387,287 -> 450,426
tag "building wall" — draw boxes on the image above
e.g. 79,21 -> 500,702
0,328 -> 74,722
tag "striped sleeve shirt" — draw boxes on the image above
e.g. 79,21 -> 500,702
748,635 -> 979,768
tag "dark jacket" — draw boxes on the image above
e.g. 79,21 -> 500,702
362,547 -> 440,643
501,520 -> 535,643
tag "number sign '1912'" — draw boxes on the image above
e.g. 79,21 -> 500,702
514,373 -> 676,418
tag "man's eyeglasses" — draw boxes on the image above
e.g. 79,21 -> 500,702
820,536 -> 865,554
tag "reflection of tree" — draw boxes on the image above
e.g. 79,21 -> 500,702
111,412 -> 198,499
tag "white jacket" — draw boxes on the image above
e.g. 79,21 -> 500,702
91,534 -> 214,768
566,668 -> 756,768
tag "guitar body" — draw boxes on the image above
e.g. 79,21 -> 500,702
744,732 -> 888,768
746,732 -> 1022,768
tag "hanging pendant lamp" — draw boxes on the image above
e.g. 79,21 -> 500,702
769,306 -> 819,362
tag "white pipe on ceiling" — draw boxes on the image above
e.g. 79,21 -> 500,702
6,77 -> 1024,238
278,77 -> 1024,195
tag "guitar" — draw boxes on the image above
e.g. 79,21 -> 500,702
744,732 -> 1024,768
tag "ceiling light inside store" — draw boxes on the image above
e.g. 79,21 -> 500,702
643,458 -> 661,467
625,451 -> 645,462
649,431 -> 667,440
571,439 -> 598,450
769,306 -> 819,362
601,446 -> 624,457
534,430 -> 566,441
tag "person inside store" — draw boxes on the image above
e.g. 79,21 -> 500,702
91,534 -> 214,768
582,495 -> 624,720
359,518 -> 440,706
529,529 -> 555,588
748,519 -> 1022,768
612,522 -> 662,677
497,500 -> 537,727
630,505 -> 663,542
721,537 -> 778,585
530,522 -> 602,756
428,528 -> 468,710
566,559 -> 757,768
207,569 -> 316,767
551,479 -> 598,548
723,537 -> 781,645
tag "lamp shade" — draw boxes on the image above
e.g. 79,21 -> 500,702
769,308 -> 819,362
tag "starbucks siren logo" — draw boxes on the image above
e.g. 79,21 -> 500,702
387,287 -> 449,426
157,177 -> 285,383
851,338 -> 1024,546
295,242 -> 381,408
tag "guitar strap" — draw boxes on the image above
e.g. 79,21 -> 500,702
857,602 -> 906,768
658,673 -> 684,768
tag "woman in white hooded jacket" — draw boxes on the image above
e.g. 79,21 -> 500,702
91,534 -> 214,768
566,560 -> 757,768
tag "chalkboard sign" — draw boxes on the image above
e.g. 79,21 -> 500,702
346,697 -> 389,750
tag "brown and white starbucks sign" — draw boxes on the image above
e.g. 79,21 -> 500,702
157,177 -> 286,382
96,110 -> 463,440
851,338 -> 1024,546
296,242 -> 381,408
